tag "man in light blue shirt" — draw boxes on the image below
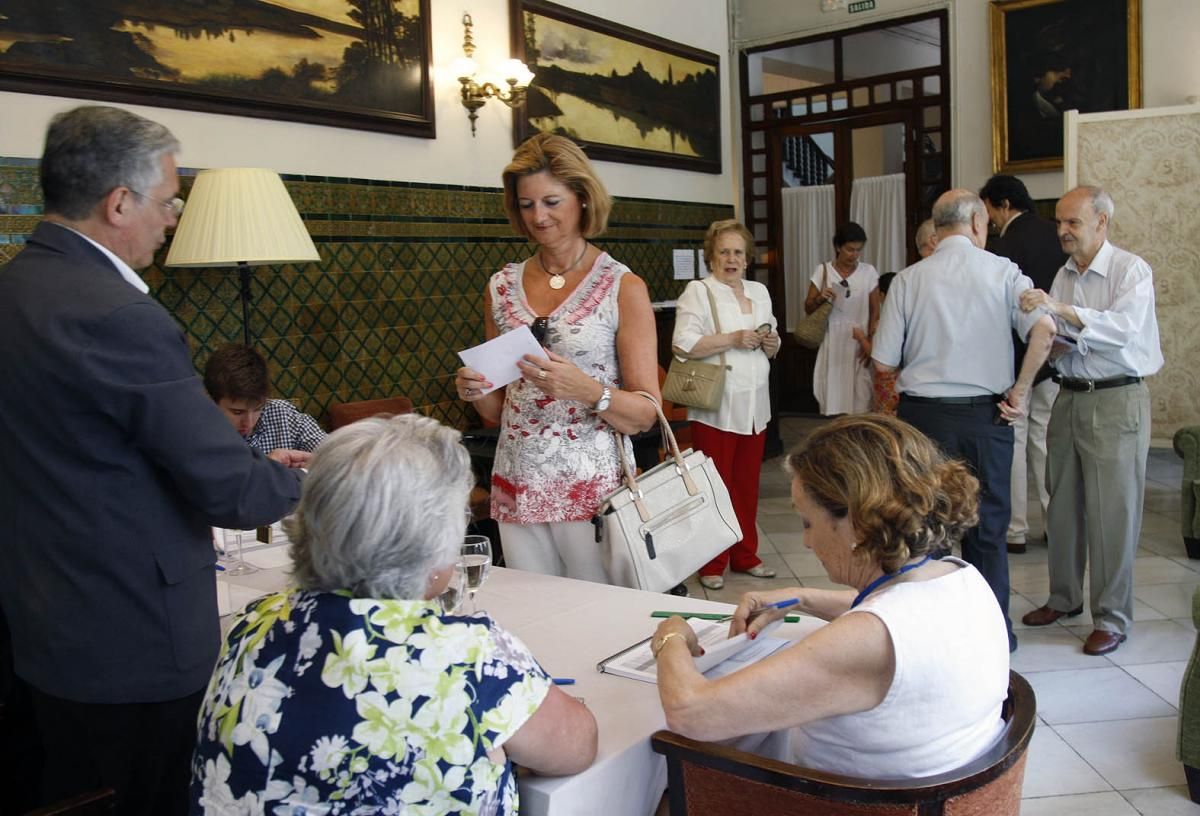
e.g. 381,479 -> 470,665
874,189 -> 1055,652
1018,186 -> 1163,657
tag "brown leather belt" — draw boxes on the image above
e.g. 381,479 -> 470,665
1053,374 -> 1142,392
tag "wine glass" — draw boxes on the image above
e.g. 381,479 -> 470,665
438,565 -> 467,615
459,534 -> 492,614
223,528 -> 259,576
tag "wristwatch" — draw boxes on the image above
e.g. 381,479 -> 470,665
594,386 -> 612,412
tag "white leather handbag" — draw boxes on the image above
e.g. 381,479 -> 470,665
593,393 -> 742,592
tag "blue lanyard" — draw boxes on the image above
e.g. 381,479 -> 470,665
850,555 -> 932,609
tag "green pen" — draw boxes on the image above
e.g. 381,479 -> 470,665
651,610 -> 801,622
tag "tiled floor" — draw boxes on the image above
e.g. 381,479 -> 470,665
678,417 -> 1197,815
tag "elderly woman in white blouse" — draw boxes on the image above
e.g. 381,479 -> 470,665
672,219 -> 781,591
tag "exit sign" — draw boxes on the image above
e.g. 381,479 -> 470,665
849,0 -> 875,11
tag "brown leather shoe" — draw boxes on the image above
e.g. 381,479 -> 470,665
1083,629 -> 1126,656
1021,604 -> 1084,626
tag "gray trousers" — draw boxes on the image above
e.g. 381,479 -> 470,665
1045,381 -> 1150,635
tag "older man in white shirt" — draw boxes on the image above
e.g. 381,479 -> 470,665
1019,185 -> 1164,656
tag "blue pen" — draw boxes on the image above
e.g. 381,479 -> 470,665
718,597 -> 800,623
765,598 -> 800,611
215,563 -> 226,571
552,678 -> 575,685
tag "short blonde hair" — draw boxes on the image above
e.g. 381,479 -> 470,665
786,414 -> 979,573
702,219 -> 754,273
501,133 -> 612,239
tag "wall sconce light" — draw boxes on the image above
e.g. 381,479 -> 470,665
450,12 -> 534,137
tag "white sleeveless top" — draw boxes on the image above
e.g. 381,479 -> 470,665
792,558 -> 1009,778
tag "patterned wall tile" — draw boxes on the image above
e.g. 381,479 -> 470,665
0,158 -> 731,427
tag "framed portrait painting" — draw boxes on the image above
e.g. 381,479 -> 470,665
989,0 -> 1141,172
0,0 -> 434,138
510,0 -> 722,173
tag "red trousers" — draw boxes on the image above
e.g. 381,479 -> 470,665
691,422 -> 765,576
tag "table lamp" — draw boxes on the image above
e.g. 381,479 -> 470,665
165,167 -> 319,347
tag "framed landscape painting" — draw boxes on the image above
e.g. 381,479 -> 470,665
990,0 -> 1140,172
510,0 -> 721,173
0,0 -> 434,137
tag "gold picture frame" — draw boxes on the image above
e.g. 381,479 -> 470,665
0,1 -> 435,138
990,0 -> 1141,173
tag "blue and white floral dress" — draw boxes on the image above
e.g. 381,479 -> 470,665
190,589 -> 551,815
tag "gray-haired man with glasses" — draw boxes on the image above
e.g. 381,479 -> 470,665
0,105 -> 302,814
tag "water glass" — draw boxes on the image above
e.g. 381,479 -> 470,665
223,528 -> 258,576
459,534 -> 492,613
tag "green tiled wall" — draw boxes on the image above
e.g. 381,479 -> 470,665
0,159 -> 732,429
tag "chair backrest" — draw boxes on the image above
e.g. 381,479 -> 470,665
651,670 -> 1035,816
327,396 -> 414,430
25,789 -> 117,815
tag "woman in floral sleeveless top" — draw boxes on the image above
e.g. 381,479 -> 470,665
190,415 -> 597,813
455,134 -> 660,583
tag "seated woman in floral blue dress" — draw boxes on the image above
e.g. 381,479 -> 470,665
190,414 -> 597,814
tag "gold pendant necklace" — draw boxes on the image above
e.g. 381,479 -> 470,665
540,242 -> 588,290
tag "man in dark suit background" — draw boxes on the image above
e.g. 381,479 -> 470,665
980,174 -> 1067,555
0,106 -> 304,814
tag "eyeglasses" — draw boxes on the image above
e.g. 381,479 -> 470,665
129,189 -> 185,217
530,316 -> 550,345
838,279 -> 851,298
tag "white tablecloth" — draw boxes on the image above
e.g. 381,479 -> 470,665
218,550 -> 823,815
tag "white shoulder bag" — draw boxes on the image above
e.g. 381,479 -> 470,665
593,392 -> 742,592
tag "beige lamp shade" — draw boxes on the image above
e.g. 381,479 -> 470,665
165,168 -> 319,267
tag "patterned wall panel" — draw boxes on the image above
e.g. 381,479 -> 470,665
1,159 -> 731,429
1076,111 -> 1200,441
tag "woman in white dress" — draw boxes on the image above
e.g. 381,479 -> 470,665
805,222 -> 881,415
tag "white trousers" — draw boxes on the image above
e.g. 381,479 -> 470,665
498,521 -> 611,584
1007,378 -> 1059,543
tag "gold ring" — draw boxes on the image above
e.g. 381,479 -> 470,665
538,369 -> 547,380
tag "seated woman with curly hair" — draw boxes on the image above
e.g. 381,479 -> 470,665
653,413 -> 1009,778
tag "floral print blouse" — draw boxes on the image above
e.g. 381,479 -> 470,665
487,253 -> 634,525
190,589 -> 551,815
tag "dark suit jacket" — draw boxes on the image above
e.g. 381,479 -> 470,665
992,212 -> 1067,382
0,222 -> 302,703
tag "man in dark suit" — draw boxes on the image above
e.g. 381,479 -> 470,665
980,175 -> 1067,555
0,106 -> 304,814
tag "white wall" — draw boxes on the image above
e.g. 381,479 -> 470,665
0,0 -> 735,204
733,0 -> 1200,201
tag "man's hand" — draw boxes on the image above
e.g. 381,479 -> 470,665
997,387 -> 1027,424
852,327 -> 872,366
268,448 -> 312,468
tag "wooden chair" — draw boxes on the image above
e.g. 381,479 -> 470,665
326,395 -> 414,430
25,789 -> 117,815
651,670 -> 1035,816
325,395 -> 491,526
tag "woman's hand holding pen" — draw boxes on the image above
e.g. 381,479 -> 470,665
730,590 -> 804,638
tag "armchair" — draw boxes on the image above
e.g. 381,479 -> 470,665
652,670 -> 1035,815
1174,426 -> 1200,559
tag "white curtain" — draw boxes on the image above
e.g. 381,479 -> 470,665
849,173 -> 906,277
782,184 -> 835,331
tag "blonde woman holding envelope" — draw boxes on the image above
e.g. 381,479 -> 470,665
454,133 -> 659,583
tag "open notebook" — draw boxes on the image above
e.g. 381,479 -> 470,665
598,619 -> 790,684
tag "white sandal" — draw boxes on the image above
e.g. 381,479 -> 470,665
699,575 -> 725,590
737,565 -> 777,578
